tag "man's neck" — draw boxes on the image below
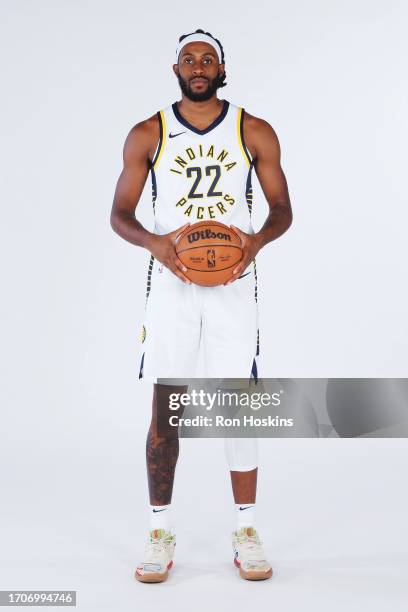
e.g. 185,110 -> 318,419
177,95 -> 223,119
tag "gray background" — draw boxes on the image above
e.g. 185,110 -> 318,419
1,0 -> 407,610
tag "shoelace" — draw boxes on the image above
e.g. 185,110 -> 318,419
236,535 -> 266,561
144,536 -> 173,562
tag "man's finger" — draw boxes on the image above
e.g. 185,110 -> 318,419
226,255 -> 252,284
174,257 -> 188,273
232,259 -> 246,276
231,224 -> 246,245
172,223 -> 191,242
174,269 -> 191,283
224,273 -> 239,286
170,261 -> 191,283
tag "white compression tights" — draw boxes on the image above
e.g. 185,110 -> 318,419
224,437 -> 258,472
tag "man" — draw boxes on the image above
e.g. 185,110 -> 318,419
111,29 -> 292,582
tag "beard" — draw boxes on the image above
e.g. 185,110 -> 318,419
177,72 -> 224,101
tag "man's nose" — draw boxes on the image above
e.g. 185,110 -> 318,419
192,64 -> 205,75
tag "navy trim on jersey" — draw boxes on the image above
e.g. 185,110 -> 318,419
145,255 -> 155,305
151,167 -> 158,213
151,111 -> 163,166
240,109 -> 253,165
251,358 -> 258,383
238,271 -> 251,280
172,99 -> 230,135
253,259 -> 258,304
245,161 -> 254,215
139,352 -> 145,379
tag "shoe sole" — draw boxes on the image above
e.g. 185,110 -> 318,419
135,560 -> 173,583
234,558 -> 273,581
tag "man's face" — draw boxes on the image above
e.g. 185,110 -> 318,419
173,42 -> 225,101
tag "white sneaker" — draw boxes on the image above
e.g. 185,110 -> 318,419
135,529 -> 176,583
232,527 -> 273,580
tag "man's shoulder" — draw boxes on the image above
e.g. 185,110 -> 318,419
239,108 -> 280,159
128,112 -> 160,137
242,110 -> 279,145
124,112 -> 161,151
242,110 -> 274,133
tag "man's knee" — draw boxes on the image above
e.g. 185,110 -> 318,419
151,383 -> 187,439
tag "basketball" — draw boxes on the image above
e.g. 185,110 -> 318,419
175,221 -> 243,286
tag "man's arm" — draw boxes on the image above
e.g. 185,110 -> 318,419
110,117 -> 190,283
246,114 -> 293,246
227,114 -> 293,283
110,118 -> 155,247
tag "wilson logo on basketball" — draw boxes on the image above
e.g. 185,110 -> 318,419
188,230 -> 232,244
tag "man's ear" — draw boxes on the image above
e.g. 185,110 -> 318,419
172,64 -> 179,77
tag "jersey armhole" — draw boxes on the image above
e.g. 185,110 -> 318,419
151,110 -> 166,169
237,108 -> 253,167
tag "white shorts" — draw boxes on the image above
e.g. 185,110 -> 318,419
138,257 -> 260,380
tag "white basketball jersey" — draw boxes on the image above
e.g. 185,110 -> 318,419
149,100 -> 254,234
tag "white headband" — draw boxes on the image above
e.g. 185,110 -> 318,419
175,33 -> 223,64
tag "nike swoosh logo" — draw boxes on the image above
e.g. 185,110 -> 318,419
169,131 -> 186,138
239,506 -> 254,511
238,272 -> 251,280
152,508 -> 166,513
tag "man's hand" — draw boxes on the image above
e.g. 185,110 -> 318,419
147,223 -> 191,283
225,225 -> 262,285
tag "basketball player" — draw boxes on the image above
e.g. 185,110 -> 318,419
111,29 -> 292,582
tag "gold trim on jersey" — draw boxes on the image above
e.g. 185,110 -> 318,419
153,111 -> 167,169
237,107 -> 252,167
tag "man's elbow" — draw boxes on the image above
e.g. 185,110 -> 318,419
110,211 -> 118,233
110,209 -> 123,235
286,207 -> 293,230
279,202 -> 293,233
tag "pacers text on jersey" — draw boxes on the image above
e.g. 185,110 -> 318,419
171,144 -> 238,220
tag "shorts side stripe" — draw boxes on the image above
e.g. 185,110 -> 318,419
145,255 -> 155,305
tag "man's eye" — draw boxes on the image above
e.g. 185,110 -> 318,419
203,58 -> 212,63
184,58 -> 193,63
